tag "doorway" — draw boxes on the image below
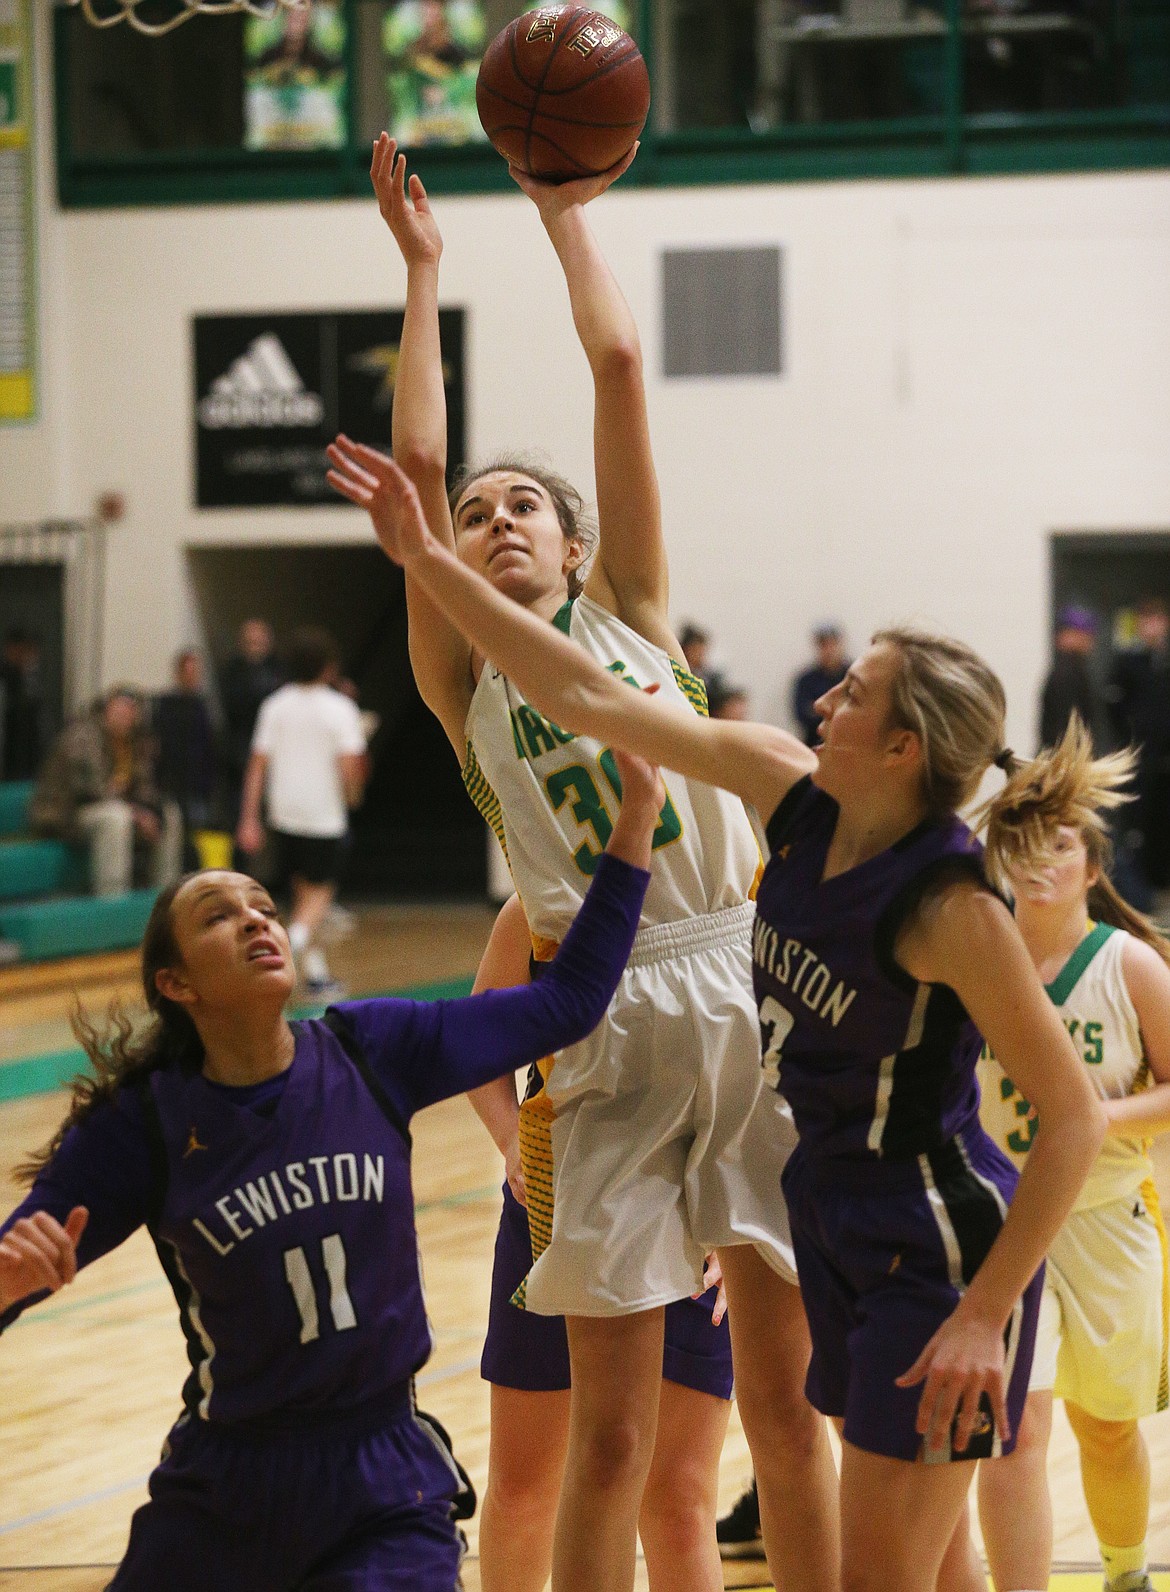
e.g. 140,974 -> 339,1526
186,543 -> 486,898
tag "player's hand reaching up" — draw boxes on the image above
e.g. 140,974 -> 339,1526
327,439 -> 435,568
371,134 -> 442,269
0,1207 -> 88,1312
606,747 -> 666,873
508,142 -> 638,225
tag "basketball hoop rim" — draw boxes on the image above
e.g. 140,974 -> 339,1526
62,0 -> 308,38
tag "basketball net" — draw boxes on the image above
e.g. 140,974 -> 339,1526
64,0 -> 307,37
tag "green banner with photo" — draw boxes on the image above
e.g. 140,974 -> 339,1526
0,0 -> 34,422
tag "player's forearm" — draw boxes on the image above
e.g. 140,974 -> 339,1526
961,1103 -> 1105,1329
392,262 -> 449,479
426,854 -> 649,1104
543,205 -> 640,374
1104,1079 -> 1170,1137
467,1074 -> 522,1157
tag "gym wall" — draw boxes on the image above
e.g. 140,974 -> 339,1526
4,6 -> 1170,759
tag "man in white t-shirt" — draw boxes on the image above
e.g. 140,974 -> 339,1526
235,626 -> 367,997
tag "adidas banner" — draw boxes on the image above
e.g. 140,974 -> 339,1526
193,309 -> 465,508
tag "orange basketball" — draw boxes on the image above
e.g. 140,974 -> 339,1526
476,6 -> 650,183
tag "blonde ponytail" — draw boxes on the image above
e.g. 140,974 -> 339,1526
980,715 -> 1133,891
979,718 -> 1170,965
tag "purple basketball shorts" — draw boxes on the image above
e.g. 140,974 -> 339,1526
480,1183 -> 733,1400
782,1132 -> 1042,1464
108,1388 -> 464,1591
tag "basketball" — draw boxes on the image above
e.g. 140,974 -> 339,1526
476,6 -> 650,183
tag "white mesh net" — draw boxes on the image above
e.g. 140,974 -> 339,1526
64,0 -> 307,36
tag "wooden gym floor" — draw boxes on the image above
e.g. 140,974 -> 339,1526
0,904 -> 1166,1590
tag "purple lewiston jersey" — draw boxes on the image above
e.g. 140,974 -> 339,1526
149,1017 -> 431,1424
753,779 -> 1040,1464
754,776 -> 988,1172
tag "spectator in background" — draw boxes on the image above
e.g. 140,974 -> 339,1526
1107,595 -> 1170,891
154,650 -> 218,853
678,620 -> 729,705
30,686 -> 182,897
708,679 -> 750,721
1,628 -> 48,781
220,619 -> 284,843
1039,603 -> 1105,749
791,623 -> 849,747
235,627 -> 367,999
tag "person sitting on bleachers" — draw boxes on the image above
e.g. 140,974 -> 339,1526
29,686 -> 182,898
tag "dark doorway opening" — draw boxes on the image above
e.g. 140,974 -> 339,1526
1051,530 -> 1170,692
0,562 -> 65,780
187,544 -> 485,898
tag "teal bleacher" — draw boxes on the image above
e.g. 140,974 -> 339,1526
0,782 -> 157,962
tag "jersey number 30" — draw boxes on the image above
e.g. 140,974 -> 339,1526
283,1234 -> 357,1344
546,748 -> 682,876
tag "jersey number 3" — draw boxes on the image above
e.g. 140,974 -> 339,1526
546,748 -> 682,876
283,1234 -> 357,1344
759,995 -> 795,1092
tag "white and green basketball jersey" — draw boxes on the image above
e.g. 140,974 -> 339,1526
977,922 -> 1154,1210
463,594 -> 762,943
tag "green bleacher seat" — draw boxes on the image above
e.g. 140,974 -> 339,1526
0,889 -> 158,962
0,839 -> 86,901
0,782 -> 33,838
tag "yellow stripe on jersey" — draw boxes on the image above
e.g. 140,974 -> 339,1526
670,657 -> 709,717
509,932 -> 559,1312
462,742 -> 510,864
1141,1175 -> 1170,1413
511,1084 -> 557,1311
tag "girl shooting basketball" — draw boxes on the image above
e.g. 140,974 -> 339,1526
322,451 -> 1107,1592
0,748 -> 658,1592
328,138 -> 839,1592
969,720 -> 1170,1592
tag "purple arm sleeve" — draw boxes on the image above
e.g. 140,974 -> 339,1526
0,1087 -> 158,1330
339,852 -> 649,1117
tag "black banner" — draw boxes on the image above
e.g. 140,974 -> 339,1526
192,309 -> 466,508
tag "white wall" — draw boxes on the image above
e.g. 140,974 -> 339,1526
3,7 -> 1170,757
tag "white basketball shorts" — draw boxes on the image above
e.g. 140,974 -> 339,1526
521,901 -> 799,1317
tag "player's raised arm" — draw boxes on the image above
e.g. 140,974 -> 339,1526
510,153 -> 674,652
325,449 -> 815,819
363,133 -> 473,753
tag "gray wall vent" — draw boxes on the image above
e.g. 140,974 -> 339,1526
661,246 -> 783,379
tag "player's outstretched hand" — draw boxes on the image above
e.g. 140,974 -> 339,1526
0,1207 -> 88,1312
327,438 -> 435,568
895,1302 -> 1009,1456
508,142 -> 638,224
371,133 -> 442,268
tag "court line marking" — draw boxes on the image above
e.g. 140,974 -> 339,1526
0,1477 -> 151,1536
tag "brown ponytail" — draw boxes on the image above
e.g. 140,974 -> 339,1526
16,877 -> 205,1184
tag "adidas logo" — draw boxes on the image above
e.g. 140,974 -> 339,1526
198,333 -> 325,430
